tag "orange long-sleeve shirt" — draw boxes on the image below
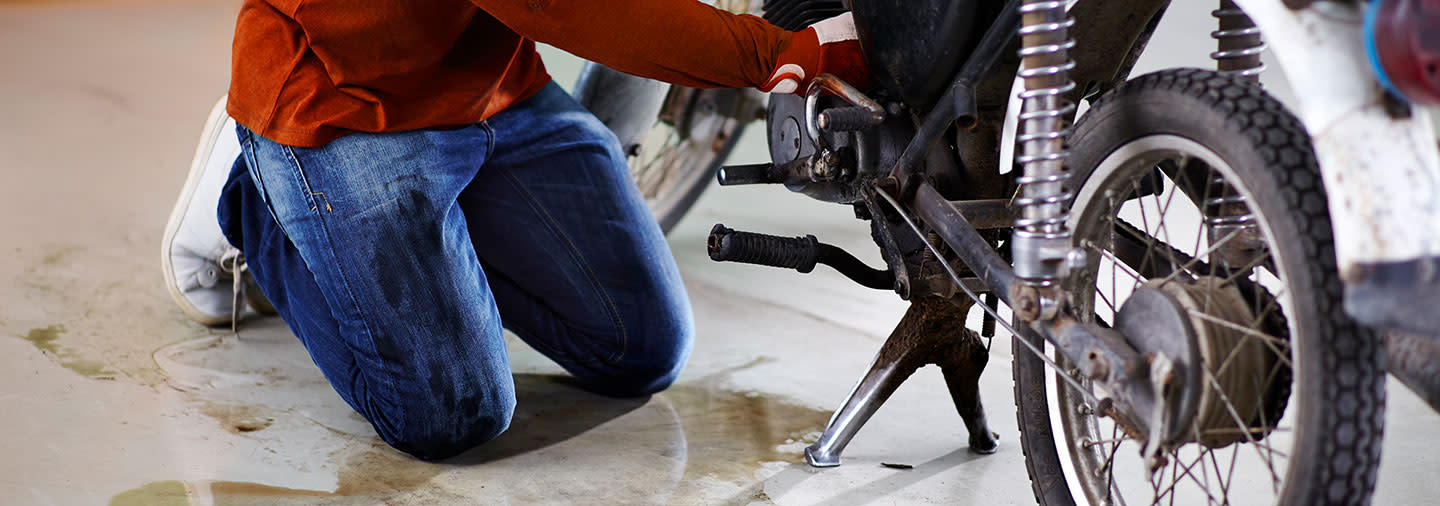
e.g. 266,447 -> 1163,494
229,0 -> 793,148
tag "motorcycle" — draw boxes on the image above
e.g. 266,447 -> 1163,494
577,0 -> 1440,505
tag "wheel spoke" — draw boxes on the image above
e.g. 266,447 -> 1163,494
1155,228 -> 1245,286
1208,444 -> 1232,503
1199,367 -> 1286,487
1132,177 -> 1161,291
1186,309 -> 1291,353
1155,174 -> 1184,255
1151,449 -> 1224,506
1088,241 -> 1146,286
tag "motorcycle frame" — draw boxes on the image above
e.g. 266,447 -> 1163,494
844,0 -> 1179,442
826,0 -> 1440,446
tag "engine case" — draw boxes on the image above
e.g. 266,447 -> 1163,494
849,0 -> 995,105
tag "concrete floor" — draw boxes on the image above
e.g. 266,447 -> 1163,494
1,1 -> 1437,505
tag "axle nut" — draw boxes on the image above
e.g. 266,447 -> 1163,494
1012,285 -> 1041,321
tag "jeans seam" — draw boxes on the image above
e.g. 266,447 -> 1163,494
479,120 -> 497,159
497,166 -> 629,365
279,145 -> 404,435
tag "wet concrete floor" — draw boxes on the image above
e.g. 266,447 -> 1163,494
1,1 -> 1437,505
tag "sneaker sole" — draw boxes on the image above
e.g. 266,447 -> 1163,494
161,95 -> 241,327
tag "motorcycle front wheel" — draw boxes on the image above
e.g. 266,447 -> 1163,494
1012,69 -> 1385,506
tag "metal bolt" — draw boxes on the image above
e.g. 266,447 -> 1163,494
1065,248 -> 1088,272
1016,296 -> 1038,319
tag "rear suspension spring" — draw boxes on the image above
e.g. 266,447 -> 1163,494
1014,0 -> 1077,284
1204,175 -> 1259,234
1212,0 -> 1267,80
1205,1 -> 1263,239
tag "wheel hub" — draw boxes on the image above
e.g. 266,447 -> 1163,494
1116,277 -> 1283,449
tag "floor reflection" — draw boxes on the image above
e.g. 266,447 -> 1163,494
135,329 -> 830,505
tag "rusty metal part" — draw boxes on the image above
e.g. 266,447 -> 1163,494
948,199 -> 1016,230
883,182 -> 1175,446
1045,314 -> 1164,441
1011,284 -> 1042,322
806,297 -> 998,467
861,191 -> 913,298
906,183 -> 1019,305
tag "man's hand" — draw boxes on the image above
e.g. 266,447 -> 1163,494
759,12 -> 871,94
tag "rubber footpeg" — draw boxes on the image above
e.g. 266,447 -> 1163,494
708,224 -> 821,273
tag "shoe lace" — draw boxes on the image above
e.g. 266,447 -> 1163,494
218,248 -> 248,335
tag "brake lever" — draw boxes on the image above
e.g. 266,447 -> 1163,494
1142,353 -> 1177,474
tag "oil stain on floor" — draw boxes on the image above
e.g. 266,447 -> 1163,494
110,446 -> 452,506
20,323 -> 117,379
109,375 -> 831,505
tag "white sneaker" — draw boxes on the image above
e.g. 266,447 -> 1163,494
162,96 -> 262,327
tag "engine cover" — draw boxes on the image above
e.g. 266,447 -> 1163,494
766,92 -> 817,166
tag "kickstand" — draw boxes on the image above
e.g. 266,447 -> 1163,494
804,296 -> 999,467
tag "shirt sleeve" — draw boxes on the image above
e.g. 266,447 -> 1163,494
469,0 -> 793,89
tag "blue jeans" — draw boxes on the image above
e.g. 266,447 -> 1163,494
218,83 -> 694,461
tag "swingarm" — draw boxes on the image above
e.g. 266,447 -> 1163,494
892,180 -> 1187,469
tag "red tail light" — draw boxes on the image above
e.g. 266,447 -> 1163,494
1366,0 -> 1440,105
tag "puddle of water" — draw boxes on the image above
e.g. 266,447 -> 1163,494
20,323 -> 117,379
108,480 -> 329,506
110,446 -> 446,505
111,374 -> 831,504
663,384 -> 828,483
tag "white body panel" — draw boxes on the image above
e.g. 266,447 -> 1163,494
1234,0 -> 1440,276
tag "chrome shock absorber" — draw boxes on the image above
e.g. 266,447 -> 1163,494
1013,0 -> 1078,288
1211,0 -> 1266,81
1208,0 -> 1262,242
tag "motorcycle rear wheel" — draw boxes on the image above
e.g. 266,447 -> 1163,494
1012,69 -> 1385,506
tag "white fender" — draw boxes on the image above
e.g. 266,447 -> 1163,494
1232,0 -> 1440,279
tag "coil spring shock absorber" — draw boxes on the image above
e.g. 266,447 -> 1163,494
1208,0 -> 1262,237
1014,0 -> 1077,288
1212,0 -> 1266,81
